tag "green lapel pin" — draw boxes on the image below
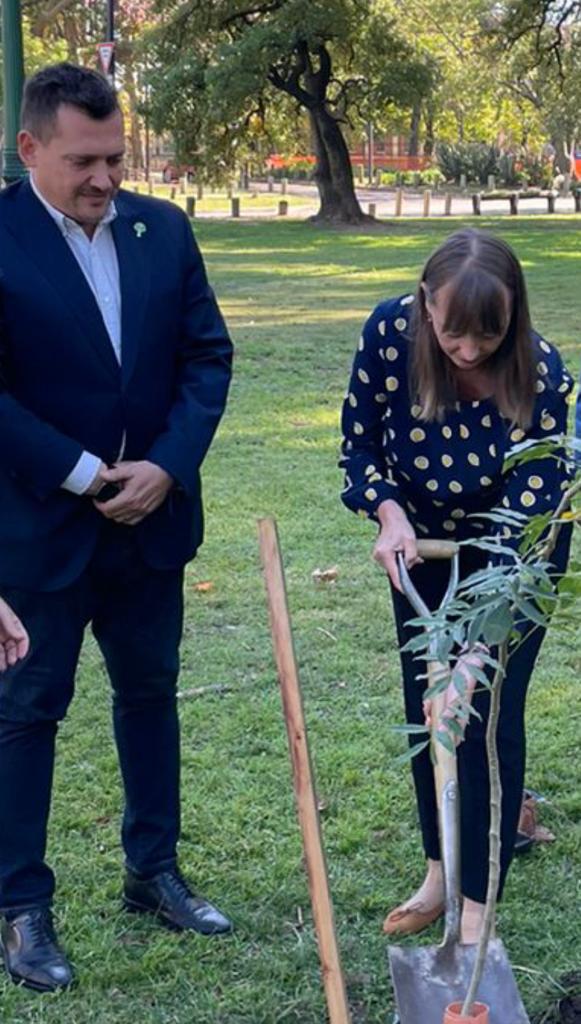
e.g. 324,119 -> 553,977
133,221 -> 147,238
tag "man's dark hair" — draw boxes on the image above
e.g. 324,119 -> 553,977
21,62 -> 119,140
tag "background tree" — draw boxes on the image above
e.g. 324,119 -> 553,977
485,1 -> 581,172
145,0 -> 434,223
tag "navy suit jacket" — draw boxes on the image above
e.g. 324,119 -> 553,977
0,180 -> 233,590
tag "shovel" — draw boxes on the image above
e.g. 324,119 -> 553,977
388,539 -> 529,1024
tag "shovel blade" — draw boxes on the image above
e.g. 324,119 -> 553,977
388,938 -> 529,1024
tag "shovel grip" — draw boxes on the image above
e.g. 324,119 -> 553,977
416,539 -> 459,560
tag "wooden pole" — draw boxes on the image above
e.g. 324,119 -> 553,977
422,189 -> 431,217
278,199 -> 288,216
231,196 -> 240,218
471,192 -> 481,215
395,188 -> 403,216
509,192 -> 518,215
368,202 -> 376,217
444,192 -> 452,216
186,196 -> 196,218
258,518 -> 352,1024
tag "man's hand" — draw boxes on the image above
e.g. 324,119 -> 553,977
93,461 -> 173,526
0,597 -> 30,671
86,461 -> 109,497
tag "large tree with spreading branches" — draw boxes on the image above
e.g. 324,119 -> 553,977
145,0 -> 434,223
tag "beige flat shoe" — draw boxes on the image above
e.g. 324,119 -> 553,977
382,900 -> 444,936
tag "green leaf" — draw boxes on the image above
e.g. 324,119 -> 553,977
391,723 -> 429,735
395,739 -> 431,765
481,601 -> 513,645
435,730 -> 456,755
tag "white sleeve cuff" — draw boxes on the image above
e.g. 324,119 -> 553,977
61,452 -> 102,495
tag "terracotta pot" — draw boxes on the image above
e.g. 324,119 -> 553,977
443,1002 -> 489,1024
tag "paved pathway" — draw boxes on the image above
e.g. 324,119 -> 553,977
194,180 -> 580,219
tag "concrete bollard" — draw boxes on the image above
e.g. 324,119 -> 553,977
278,199 -> 288,216
368,202 -> 376,217
281,177 -> 288,195
444,192 -> 452,215
231,197 -> 240,218
460,173 -> 467,190
472,193 -> 482,215
395,188 -> 403,216
547,192 -> 556,213
509,192 -> 518,215
267,175 -> 274,193
197,182 -> 204,200
186,196 -> 196,218
487,174 -> 496,191
422,190 -> 431,217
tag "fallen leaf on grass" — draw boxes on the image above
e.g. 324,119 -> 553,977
533,825 -> 556,843
178,684 -> 233,699
192,580 -> 214,593
312,566 -> 339,584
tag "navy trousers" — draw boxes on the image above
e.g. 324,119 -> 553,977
0,523 -> 184,914
390,529 -> 570,904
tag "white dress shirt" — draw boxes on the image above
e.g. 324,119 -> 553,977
30,175 -> 122,494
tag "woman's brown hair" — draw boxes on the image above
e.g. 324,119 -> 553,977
409,228 -> 536,427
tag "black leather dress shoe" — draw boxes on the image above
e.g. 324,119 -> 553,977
123,868 -> 232,935
0,909 -> 73,993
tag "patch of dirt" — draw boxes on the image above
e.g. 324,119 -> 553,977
532,973 -> 581,1024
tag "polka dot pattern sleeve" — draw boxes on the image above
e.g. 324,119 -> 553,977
340,301 -> 405,520
499,342 -> 574,540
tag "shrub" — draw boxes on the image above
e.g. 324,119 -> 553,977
436,142 -> 500,185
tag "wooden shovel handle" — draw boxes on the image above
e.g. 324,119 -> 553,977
416,539 -> 459,559
258,516 -> 352,1024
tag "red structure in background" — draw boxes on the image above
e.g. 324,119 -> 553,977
266,133 -> 429,173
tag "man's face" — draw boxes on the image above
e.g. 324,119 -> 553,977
18,104 -> 125,227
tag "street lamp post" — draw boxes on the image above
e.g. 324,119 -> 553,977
2,0 -> 26,184
106,0 -> 115,84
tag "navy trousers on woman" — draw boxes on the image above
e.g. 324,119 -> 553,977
390,529 -> 570,905
0,523 -> 184,915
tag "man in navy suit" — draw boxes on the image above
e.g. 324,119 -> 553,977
0,63 -> 233,992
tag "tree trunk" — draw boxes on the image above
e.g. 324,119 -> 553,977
408,101 -> 421,157
125,66 -> 144,171
310,108 -> 368,223
424,104 -> 435,158
552,135 -> 572,175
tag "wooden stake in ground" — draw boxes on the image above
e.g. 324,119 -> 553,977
258,517 -> 352,1024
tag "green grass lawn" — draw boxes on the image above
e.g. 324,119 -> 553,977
3,218 -> 580,1023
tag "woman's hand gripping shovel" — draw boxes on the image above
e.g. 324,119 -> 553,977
388,540 -> 529,1024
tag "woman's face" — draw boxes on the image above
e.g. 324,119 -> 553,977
423,279 -> 511,372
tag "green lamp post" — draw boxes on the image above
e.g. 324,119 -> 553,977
1,0 -> 26,184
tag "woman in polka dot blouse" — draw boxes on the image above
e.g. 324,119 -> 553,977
340,228 -> 573,944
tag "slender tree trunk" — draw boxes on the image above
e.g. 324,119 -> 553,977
424,104 -> 435,158
310,107 -> 368,223
552,135 -> 572,174
125,65 -> 144,171
408,101 -> 421,157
